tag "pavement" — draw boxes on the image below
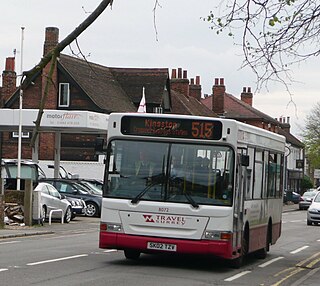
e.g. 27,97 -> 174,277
0,215 -> 100,239
0,203 -> 299,239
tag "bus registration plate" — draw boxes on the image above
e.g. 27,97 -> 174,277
147,242 -> 177,252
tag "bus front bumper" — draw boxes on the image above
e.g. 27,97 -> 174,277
99,232 -> 235,259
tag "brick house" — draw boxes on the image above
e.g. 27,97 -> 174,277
0,27 -> 215,162
201,78 -> 305,193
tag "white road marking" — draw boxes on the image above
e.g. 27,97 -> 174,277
0,268 -> 8,272
259,257 -> 284,268
290,246 -> 309,254
224,271 -> 251,282
27,254 -> 88,266
103,249 -> 117,253
317,239 -> 320,242
0,241 -> 20,245
43,233 -> 87,240
290,220 -> 303,223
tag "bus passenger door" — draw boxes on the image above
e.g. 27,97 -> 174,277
234,153 -> 247,250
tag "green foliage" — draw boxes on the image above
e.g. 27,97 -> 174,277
301,175 -> 313,191
303,102 -> 320,169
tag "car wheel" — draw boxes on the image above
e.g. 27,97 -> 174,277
86,202 -> 99,217
64,206 -> 72,223
307,220 -> 312,226
124,249 -> 140,260
41,206 -> 47,223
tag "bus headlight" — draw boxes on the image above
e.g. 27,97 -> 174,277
100,222 -> 123,233
203,230 -> 232,241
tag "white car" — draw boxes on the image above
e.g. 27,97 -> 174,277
34,182 -> 72,223
307,192 -> 320,226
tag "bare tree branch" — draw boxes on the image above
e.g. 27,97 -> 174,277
26,0 -> 113,148
204,0 -> 320,90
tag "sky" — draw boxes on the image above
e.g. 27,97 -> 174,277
0,0 -> 319,139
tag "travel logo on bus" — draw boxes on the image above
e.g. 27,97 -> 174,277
143,214 -> 187,226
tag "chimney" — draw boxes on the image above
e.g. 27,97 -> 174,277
1,57 -> 17,106
241,87 -> 253,106
212,78 -> 225,115
170,67 -> 189,97
43,27 -> 59,56
42,27 -> 59,109
281,116 -> 291,133
189,75 -> 201,101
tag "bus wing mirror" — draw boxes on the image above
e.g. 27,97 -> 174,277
241,155 -> 249,167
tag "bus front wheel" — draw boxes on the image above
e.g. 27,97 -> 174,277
124,249 -> 140,260
230,230 -> 248,269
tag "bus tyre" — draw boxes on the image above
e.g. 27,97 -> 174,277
230,232 -> 248,269
124,249 -> 141,260
255,226 -> 271,259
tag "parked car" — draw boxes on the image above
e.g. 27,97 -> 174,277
299,190 -> 318,210
34,182 -> 72,223
63,196 -> 86,219
307,192 -> 320,225
81,179 -> 103,191
40,178 -> 102,217
74,180 -> 102,196
283,190 -> 302,204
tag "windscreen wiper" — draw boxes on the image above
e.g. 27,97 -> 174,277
166,177 -> 199,209
131,173 -> 165,204
183,192 -> 199,209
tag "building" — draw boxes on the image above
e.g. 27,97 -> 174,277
202,78 -> 305,193
0,27 -> 214,164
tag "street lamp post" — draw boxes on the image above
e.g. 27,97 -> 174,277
17,27 -> 25,191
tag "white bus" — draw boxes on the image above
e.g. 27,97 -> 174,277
99,113 -> 286,267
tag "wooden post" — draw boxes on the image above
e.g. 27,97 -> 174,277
23,179 -> 33,226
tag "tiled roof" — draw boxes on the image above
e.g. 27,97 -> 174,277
109,67 -> 169,105
170,90 -> 218,117
58,54 -> 169,113
202,93 -> 279,123
201,92 -> 303,146
278,128 -> 304,148
224,93 -> 280,125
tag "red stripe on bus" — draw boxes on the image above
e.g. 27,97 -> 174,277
99,232 -> 236,259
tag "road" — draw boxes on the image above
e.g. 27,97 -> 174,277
0,210 -> 319,286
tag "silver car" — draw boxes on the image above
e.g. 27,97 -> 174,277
34,182 -> 72,223
299,190 -> 318,210
307,192 -> 320,226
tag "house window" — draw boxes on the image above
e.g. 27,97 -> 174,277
12,131 -> 30,138
59,83 -> 70,107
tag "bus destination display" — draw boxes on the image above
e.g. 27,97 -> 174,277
121,116 -> 222,140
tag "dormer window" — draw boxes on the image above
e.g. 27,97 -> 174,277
59,83 -> 70,107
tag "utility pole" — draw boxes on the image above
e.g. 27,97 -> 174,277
17,27 -> 25,191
